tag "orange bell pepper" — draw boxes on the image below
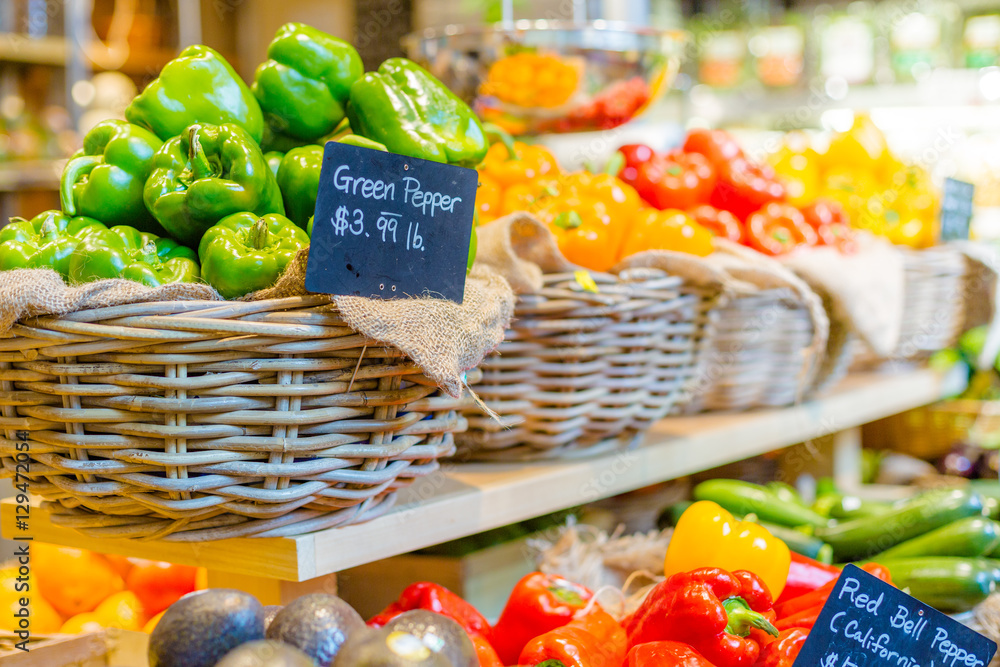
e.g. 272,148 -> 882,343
516,171 -> 642,272
664,500 -> 791,599
475,173 -> 503,225
619,208 -> 714,260
519,607 -> 627,667
481,126 -> 560,189
481,52 -> 580,109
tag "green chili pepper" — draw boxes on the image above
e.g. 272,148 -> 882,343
125,45 -> 263,143
68,225 -> 200,287
198,212 -> 309,299
253,22 -> 363,150
347,58 -> 489,167
144,123 -> 285,248
0,210 -> 108,277
60,120 -> 164,233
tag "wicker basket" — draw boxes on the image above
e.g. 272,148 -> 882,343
0,295 -> 473,541
853,246 -> 969,367
865,399 -> 1000,460
689,282 -> 853,411
457,266 -> 720,460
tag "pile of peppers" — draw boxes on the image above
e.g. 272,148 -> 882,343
1,22 -> 488,298
345,498 -> 907,667
616,129 -> 859,257
475,127 -> 714,273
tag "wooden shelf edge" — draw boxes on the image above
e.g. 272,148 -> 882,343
1,368 -> 952,581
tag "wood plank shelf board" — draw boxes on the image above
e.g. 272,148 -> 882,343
1,369 -> 953,581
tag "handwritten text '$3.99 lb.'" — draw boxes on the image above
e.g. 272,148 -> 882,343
328,206 -> 425,251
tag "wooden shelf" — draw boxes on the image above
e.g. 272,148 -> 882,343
1,368 -> 956,581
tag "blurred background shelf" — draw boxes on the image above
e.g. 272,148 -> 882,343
0,159 -> 62,192
0,368 -> 960,589
0,34 -> 69,66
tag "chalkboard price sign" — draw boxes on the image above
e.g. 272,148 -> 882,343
939,178 -> 975,242
304,142 -> 479,302
794,565 -> 996,667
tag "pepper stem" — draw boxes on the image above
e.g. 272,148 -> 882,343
188,128 -> 214,181
482,122 -> 520,161
603,150 -> 626,176
553,211 -> 583,230
248,219 -> 271,250
536,661 -> 567,667
723,597 -> 779,638
38,219 -> 58,240
59,155 -> 102,215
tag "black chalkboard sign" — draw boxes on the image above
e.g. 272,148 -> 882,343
939,178 -> 975,242
304,142 -> 478,302
794,564 -> 996,667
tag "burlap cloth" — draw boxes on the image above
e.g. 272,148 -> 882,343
0,250 -> 516,399
779,232 -> 905,357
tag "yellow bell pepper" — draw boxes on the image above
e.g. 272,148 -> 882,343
664,500 -> 790,599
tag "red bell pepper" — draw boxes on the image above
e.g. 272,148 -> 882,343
683,129 -> 786,221
775,606 -> 821,631
774,563 -> 893,620
368,581 -> 491,640
712,160 -> 788,222
799,199 -> 856,251
688,204 -> 745,244
683,128 -> 744,167
626,641 -> 718,666
518,607 -> 627,667
755,628 -> 809,667
618,143 -> 716,210
775,553 -> 841,605
745,203 -> 818,256
491,572 -> 593,665
799,199 -> 847,229
368,581 -> 501,666
623,567 -> 779,667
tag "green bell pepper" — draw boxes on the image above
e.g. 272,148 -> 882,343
275,145 -> 322,229
264,150 -> 284,178
0,210 -> 107,277
144,123 -> 285,248
60,120 -> 164,233
253,22 -> 363,148
346,58 -> 489,167
198,212 -> 309,299
68,225 -> 200,287
275,136 -> 386,229
125,45 -> 264,143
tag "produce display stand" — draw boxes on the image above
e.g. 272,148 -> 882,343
1,368 -> 959,605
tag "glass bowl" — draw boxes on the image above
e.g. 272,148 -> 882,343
402,20 -> 687,135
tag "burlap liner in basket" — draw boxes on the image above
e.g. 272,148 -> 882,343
841,243 -> 974,369
458,212 -> 728,460
681,239 -> 834,411
0,252 -> 515,540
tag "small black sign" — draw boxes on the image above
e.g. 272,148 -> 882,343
794,564 -> 996,667
939,178 -> 975,242
305,142 -> 478,302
